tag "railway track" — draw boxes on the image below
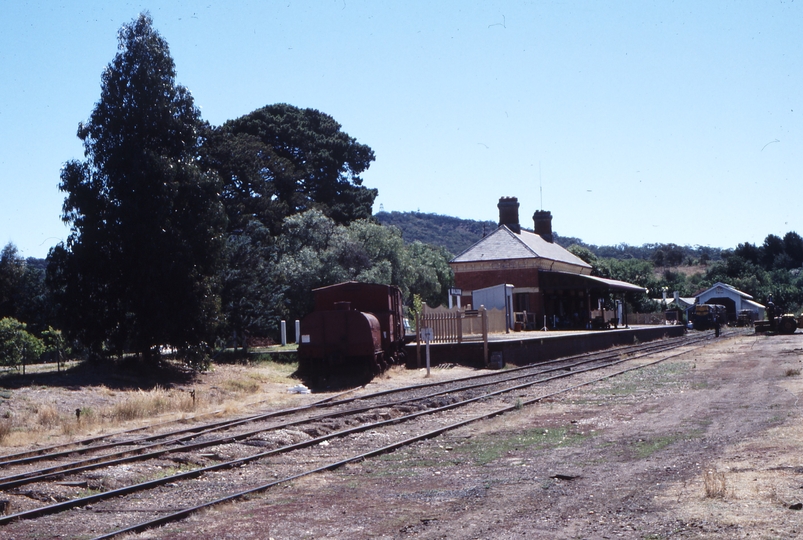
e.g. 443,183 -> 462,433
0,329 -> 736,538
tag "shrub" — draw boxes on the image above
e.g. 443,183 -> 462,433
0,318 -> 44,367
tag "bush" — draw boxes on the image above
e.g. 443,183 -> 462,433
0,317 -> 44,367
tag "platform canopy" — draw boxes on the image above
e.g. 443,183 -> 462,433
576,274 -> 648,293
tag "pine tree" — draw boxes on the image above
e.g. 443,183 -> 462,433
48,13 -> 226,359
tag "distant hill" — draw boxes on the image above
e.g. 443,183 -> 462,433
375,210 -> 723,264
375,211 -> 497,255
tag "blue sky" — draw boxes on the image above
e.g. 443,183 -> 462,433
1,1 -> 801,258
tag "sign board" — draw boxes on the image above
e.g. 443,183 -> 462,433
448,288 -> 462,296
420,327 -> 434,344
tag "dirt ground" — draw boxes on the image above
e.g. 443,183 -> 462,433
4,333 -> 803,539
153,333 -> 803,539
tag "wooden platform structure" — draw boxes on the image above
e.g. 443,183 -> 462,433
405,325 -> 686,369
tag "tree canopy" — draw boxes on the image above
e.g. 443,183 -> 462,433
204,104 -> 377,234
48,13 -> 227,358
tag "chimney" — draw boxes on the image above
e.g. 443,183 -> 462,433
497,197 -> 521,233
533,210 -> 553,242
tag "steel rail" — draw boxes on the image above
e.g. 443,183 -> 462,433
0,331 -> 701,468
0,335 -> 710,528
0,333 -> 707,489
0,388 -> 355,467
94,342 -> 706,539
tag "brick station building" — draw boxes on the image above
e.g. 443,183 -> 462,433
450,197 -> 645,330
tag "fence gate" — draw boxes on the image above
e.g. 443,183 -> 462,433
415,304 -> 488,367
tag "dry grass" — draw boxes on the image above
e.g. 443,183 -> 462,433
221,376 -> 262,394
0,360 -> 307,450
110,388 -> 196,422
0,418 -> 11,444
704,469 -> 728,499
35,404 -> 64,428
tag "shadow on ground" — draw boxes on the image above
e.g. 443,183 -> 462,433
0,358 -> 198,391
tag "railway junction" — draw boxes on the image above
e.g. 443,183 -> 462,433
2,327 -> 803,538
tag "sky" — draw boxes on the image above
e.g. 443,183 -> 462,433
1,1 -> 802,259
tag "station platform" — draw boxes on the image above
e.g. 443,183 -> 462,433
405,324 -> 687,369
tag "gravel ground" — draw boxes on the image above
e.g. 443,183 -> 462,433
149,333 -> 803,539
3,333 -> 803,539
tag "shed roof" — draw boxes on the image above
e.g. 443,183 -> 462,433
696,282 -> 755,300
451,226 -> 591,270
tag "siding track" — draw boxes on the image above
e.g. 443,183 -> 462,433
0,329 -> 735,538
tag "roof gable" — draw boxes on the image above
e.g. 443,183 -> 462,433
696,282 -> 754,300
451,226 -> 591,270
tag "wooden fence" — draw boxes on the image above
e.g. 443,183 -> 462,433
416,304 -> 498,366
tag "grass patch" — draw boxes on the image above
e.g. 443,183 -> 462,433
77,487 -> 105,498
633,430 -> 702,459
456,426 -> 590,465
144,463 -> 198,482
594,362 -> 691,398
372,452 -> 447,476
222,376 -> 261,394
785,368 -> 801,377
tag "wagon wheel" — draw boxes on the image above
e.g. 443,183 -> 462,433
779,318 -> 797,334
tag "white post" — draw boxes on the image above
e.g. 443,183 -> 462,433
426,340 -> 431,378
280,320 -> 287,346
457,295 -> 461,309
295,320 -> 300,344
420,327 -> 433,377
448,295 -> 453,309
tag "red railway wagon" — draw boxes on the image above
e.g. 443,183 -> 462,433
298,282 -> 408,379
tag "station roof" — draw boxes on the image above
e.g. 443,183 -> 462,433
451,226 -> 591,271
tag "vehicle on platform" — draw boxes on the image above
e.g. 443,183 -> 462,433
297,282 -> 410,380
690,304 -> 728,331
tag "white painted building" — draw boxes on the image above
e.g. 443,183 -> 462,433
693,282 -> 765,321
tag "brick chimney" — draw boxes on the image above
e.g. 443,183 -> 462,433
497,197 -> 521,233
533,210 -> 553,242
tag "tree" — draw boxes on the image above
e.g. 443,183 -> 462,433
0,244 -> 26,320
407,241 -> 454,307
0,244 -> 51,333
568,244 -> 598,266
783,232 -> 803,267
47,13 -> 227,359
219,221 -> 286,348
206,104 -> 377,232
0,318 -> 44,368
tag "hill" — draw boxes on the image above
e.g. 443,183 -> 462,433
375,211 -> 497,256
375,210 -> 723,264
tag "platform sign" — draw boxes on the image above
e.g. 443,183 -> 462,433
448,288 -> 462,296
420,327 -> 434,378
420,327 -> 434,344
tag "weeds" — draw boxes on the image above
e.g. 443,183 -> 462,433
35,404 -> 63,428
634,430 -> 702,459
785,368 -> 801,377
222,377 -> 261,394
111,387 -> 195,422
704,469 -> 727,498
0,418 -> 11,443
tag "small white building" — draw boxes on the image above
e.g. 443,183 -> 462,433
693,282 -> 765,322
